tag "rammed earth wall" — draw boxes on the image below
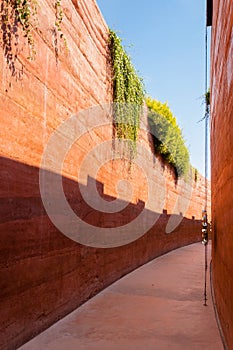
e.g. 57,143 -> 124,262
210,0 -> 233,348
0,1 -> 210,348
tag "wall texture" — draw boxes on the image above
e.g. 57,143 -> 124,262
210,0 -> 233,348
0,1 -> 210,349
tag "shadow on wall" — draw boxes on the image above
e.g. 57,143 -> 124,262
0,156 -> 201,349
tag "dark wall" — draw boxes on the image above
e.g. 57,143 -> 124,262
0,156 -> 202,350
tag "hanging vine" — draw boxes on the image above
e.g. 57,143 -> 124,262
55,0 -> 63,35
0,0 -> 37,65
15,0 -> 37,53
0,0 -> 67,74
54,0 -> 67,61
108,29 -> 145,156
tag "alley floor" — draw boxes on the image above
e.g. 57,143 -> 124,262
19,243 -> 223,350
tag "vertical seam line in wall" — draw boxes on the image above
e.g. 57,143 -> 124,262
210,259 -> 228,350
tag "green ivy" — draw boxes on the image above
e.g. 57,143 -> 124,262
55,0 -> 63,35
0,0 -> 65,64
193,166 -> 198,182
146,97 -> 190,177
54,0 -> 67,61
1,0 -> 37,59
108,29 -> 144,154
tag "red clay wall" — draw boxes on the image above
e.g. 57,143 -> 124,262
0,1 -> 209,349
210,0 -> 233,348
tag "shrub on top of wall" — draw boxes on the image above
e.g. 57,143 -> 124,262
146,97 -> 190,177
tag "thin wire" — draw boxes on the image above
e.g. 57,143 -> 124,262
203,9 -> 209,306
204,2 -> 209,306
204,243 -> 208,305
205,24 -> 208,208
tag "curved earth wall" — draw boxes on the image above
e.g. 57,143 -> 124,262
0,1 -> 210,348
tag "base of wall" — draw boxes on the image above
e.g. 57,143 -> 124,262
210,259 -> 228,350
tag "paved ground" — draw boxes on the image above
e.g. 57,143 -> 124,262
19,243 -> 223,350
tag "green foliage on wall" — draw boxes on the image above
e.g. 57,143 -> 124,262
193,167 -> 198,182
1,0 -> 38,59
0,0 -> 65,64
108,30 -> 189,174
55,0 -> 63,34
146,97 -> 190,177
108,29 -> 144,153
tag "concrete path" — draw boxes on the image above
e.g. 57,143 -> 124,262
19,243 -> 223,350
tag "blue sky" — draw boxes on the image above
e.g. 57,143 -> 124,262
96,0 -> 211,176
